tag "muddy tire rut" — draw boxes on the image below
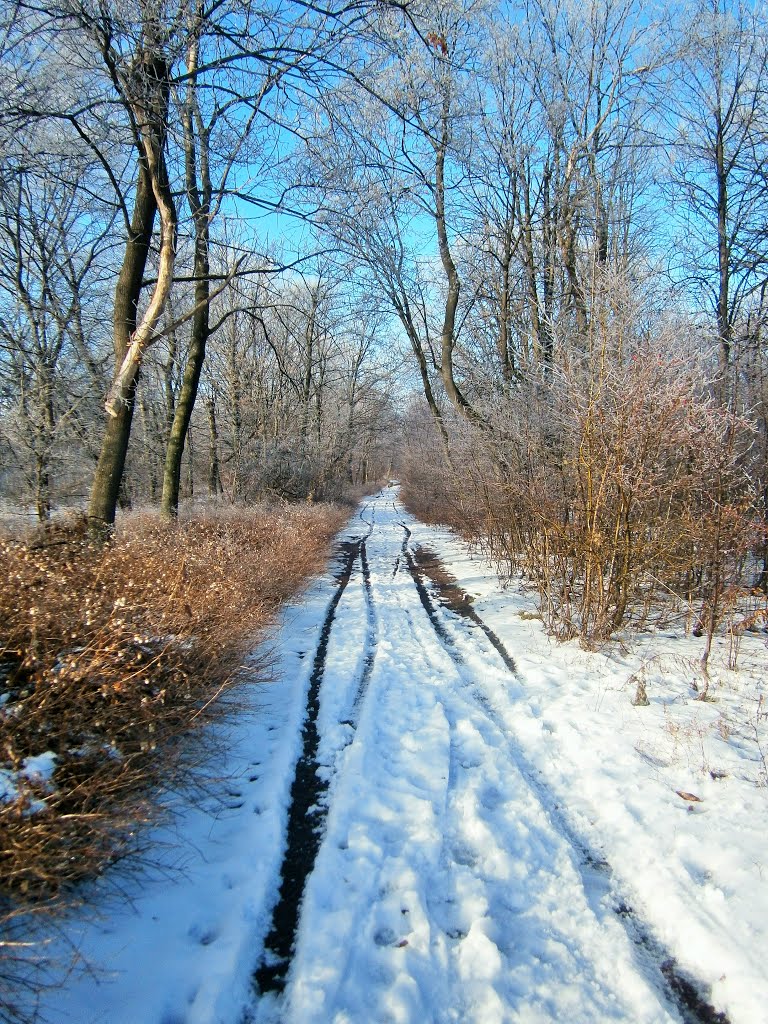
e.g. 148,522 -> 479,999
255,527 -> 377,995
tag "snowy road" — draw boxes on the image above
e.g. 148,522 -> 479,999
254,490 -> 706,1024
43,485 -> 762,1024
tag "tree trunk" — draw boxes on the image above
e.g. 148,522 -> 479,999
87,159 -> 157,532
161,30 -> 211,519
185,427 -> 195,498
715,118 -> 731,377
497,224 -> 515,382
300,287 -> 320,446
88,48 -> 177,535
207,395 -> 222,496
160,246 -> 209,517
520,174 -> 547,368
35,453 -> 51,522
139,395 -> 159,501
435,134 -> 474,421
558,207 -> 590,341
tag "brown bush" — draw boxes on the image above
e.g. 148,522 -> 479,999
0,503 -> 347,904
401,337 -> 762,649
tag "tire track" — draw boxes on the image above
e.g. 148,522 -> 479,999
255,525 -> 377,996
399,523 -> 459,651
347,538 -> 376,719
398,522 -> 730,1024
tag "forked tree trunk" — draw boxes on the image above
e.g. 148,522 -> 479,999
87,159 -> 157,531
88,51 -> 177,535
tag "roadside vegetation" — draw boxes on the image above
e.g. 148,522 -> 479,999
400,339 -> 768,659
0,501 -> 349,1018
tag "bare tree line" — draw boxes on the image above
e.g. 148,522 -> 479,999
0,0 -> 400,527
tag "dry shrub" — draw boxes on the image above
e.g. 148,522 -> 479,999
402,334 -> 761,649
514,345 -> 759,646
0,502 -> 347,906
399,407 -> 489,543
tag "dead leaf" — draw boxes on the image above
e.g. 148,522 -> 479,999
675,790 -> 702,802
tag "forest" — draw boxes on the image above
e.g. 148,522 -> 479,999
1,0 -> 767,637
1,0 -> 768,1018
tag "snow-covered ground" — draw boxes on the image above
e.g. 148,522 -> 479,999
30,487 -> 768,1023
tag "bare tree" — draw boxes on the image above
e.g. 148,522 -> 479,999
668,0 -> 768,375
0,158 -> 113,517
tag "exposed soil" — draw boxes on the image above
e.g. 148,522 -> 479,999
409,542 -> 517,674
660,961 -> 730,1024
255,537 -> 366,994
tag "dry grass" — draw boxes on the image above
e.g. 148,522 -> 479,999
0,501 -> 346,908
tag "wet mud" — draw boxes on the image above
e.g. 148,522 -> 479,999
255,537 -> 367,995
409,543 -> 517,674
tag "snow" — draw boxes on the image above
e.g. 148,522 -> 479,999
21,751 -> 57,784
1,750 -> 57,812
0,768 -> 17,803
26,486 -> 768,1023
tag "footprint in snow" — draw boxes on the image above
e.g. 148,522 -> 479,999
188,922 -> 219,946
451,842 -> 478,867
160,1012 -> 186,1024
480,785 -> 503,810
373,926 -> 408,948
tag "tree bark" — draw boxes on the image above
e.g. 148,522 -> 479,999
715,117 -> 731,375
300,288 -> 319,445
161,28 -> 211,518
435,133 -> 474,421
558,206 -> 590,341
206,395 -> 222,496
160,237 -> 209,516
88,46 -> 177,534
87,158 -> 157,531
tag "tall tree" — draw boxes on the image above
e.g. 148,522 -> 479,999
0,158 -> 112,517
669,0 -> 768,374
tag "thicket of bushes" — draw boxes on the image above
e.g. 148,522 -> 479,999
402,334 -> 767,657
0,501 -> 347,1018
